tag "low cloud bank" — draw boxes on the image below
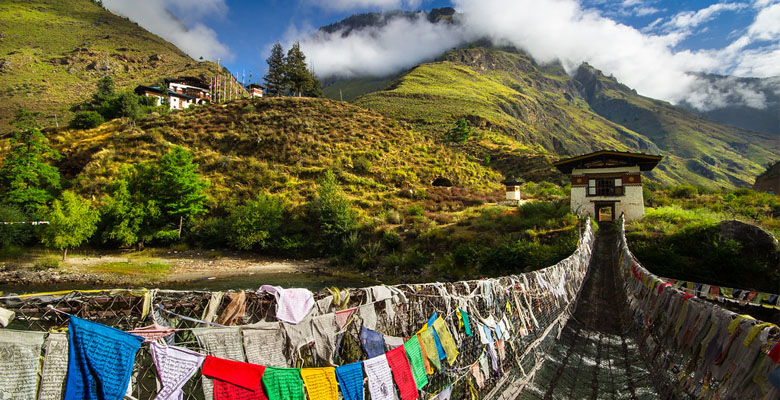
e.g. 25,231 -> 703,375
295,0 -> 780,111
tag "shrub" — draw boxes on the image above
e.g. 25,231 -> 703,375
312,170 -> 356,240
670,185 -> 699,199
382,230 -> 402,251
0,205 -> 34,248
448,118 -> 471,142
34,256 -> 60,271
352,155 -> 372,174
188,217 -> 229,248
406,204 -> 425,216
385,210 -> 401,224
226,194 -> 286,250
70,111 -> 105,129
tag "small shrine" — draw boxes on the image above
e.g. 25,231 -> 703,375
553,150 -> 662,221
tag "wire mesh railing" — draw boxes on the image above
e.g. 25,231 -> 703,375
0,219 -> 595,399
617,214 -> 780,399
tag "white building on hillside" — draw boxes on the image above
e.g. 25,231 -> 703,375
553,150 -> 662,222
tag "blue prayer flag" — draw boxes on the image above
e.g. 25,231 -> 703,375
336,362 -> 364,400
360,325 -> 386,358
64,316 -> 144,400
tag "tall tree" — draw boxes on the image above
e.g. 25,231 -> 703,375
264,42 -> 288,97
99,165 -> 160,249
0,111 -> 61,213
149,146 -> 209,240
285,42 -> 312,97
304,68 -> 325,98
38,191 -> 99,261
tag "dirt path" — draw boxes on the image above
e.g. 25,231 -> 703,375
519,225 -> 663,400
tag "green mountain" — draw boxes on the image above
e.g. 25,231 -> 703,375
354,47 -> 779,188
0,0 -> 219,133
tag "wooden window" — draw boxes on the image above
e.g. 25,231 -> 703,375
587,177 -> 624,196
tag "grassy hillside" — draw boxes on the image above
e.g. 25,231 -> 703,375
51,97 -> 502,210
355,47 -> 779,188
0,0 -> 219,133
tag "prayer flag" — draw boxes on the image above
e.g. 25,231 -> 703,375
432,317 -> 459,365
300,367 -> 338,400
363,354 -> 396,400
458,309 -> 472,337
360,325 -> 386,358
150,342 -> 205,400
418,327 -> 441,372
0,329 -> 45,399
202,355 -> 267,400
64,316 -> 144,400
262,367 -> 305,400
403,335 -> 428,388
386,346 -> 419,400
335,362 -> 364,400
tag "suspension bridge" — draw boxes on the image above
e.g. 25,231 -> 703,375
0,215 -> 776,399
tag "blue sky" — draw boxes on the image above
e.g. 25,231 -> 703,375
102,0 -> 780,109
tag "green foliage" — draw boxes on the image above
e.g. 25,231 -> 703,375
313,170 -> 356,241
0,110 -> 61,212
117,91 -> 143,121
143,146 -> 209,239
0,205 -> 34,248
406,204 -> 425,216
226,194 -> 286,250
38,191 -> 99,260
448,118 -> 471,142
352,155 -> 372,174
70,111 -> 105,129
670,185 -> 699,199
382,230 -> 401,251
385,210 -> 402,224
99,167 -> 160,248
34,256 -> 61,271
264,43 -> 288,97
285,42 -> 314,97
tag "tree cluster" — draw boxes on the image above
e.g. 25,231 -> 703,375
0,111 -> 362,261
71,76 -> 159,129
264,42 -> 324,98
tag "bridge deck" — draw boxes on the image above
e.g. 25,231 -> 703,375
518,226 -> 662,400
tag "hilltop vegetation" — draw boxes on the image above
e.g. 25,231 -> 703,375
353,47 -> 779,189
0,0 -> 219,133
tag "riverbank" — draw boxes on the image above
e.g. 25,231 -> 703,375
0,248 -> 380,294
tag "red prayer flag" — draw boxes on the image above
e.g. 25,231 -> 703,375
386,346 -> 419,400
769,342 -> 780,363
202,355 -> 268,400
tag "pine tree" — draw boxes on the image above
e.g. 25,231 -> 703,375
0,111 -> 61,213
304,68 -> 325,98
264,42 -> 288,97
285,42 -> 312,97
150,146 -> 209,240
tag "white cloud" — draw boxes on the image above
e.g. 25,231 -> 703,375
307,0 -> 423,12
747,3 -> 780,40
290,0 -> 780,110
102,0 -> 233,61
297,13 -> 466,78
665,3 -> 746,30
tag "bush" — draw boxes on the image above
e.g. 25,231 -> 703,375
226,194 -> 286,250
382,230 -> 402,251
385,210 -> 401,224
34,256 -> 61,271
448,118 -> 471,142
189,217 -> 230,248
352,155 -> 372,174
406,205 -> 425,216
70,111 -> 105,129
312,170 -> 356,240
670,185 -> 699,199
0,205 -> 34,248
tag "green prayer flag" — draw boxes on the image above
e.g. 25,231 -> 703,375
459,308 -> 473,337
404,334 -> 429,389
262,367 -> 305,400
419,328 -> 442,372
